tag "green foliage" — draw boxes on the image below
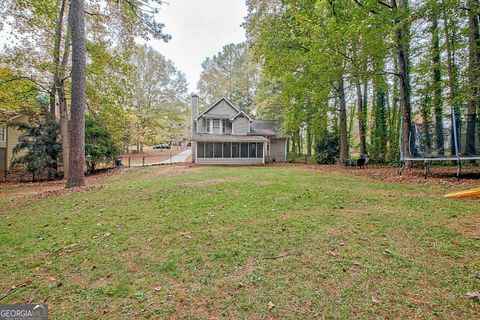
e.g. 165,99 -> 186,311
245,0 -> 478,161
315,131 -> 340,165
85,115 -> 121,171
371,86 -> 388,161
12,118 -> 61,180
130,45 -> 188,149
0,67 -> 40,115
197,43 -> 258,112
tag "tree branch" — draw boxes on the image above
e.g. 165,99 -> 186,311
0,77 -> 51,93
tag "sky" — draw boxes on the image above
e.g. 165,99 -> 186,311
0,0 -> 248,93
148,0 -> 248,93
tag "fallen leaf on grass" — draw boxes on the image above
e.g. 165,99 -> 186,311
466,292 -> 480,300
372,297 -> 380,304
267,301 -> 275,310
154,287 -> 162,292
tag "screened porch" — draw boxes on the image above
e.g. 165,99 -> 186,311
197,142 -> 265,160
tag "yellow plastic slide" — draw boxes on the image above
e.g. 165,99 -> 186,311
444,187 -> 480,199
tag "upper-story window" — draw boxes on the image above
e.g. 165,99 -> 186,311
212,119 -> 220,133
0,125 -> 5,142
205,118 -> 228,134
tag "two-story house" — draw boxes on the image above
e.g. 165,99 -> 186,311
190,94 -> 287,165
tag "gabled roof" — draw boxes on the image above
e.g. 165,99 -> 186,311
230,110 -> 252,121
195,97 -> 240,121
249,120 -> 281,136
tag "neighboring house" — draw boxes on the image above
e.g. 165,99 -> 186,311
190,94 -> 287,164
0,114 -> 29,175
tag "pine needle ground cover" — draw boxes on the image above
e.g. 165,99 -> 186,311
0,165 -> 479,319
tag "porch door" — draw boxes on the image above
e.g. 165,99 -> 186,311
0,148 -> 6,172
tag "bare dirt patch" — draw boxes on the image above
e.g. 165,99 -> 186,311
279,163 -> 480,186
143,164 -> 198,177
448,214 -> 480,240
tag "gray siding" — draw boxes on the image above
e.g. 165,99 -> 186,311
270,138 -> 286,162
233,117 -> 249,135
225,121 -> 232,134
196,118 -> 207,133
196,158 -> 263,165
204,99 -> 238,118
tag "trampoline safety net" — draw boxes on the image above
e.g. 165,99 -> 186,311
399,109 -> 480,177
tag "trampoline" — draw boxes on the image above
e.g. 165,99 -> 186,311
398,108 -> 480,178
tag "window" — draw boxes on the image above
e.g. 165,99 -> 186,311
206,119 -> 211,133
0,126 -> 5,142
213,119 -> 220,134
267,143 -> 270,156
232,143 -> 239,158
249,143 -> 257,158
240,143 -> 249,158
222,120 -> 227,134
257,143 -> 264,158
214,142 -> 222,158
223,142 -> 231,158
206,143 -> 214,158
197,142 -> 205,158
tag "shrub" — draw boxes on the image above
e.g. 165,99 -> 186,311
12,118 -> 61,181
85,115 -> 121,172
315,131 -> 340,164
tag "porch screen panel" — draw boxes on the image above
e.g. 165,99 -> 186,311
214,142 -> 222,158
206,142 -> 214,158
223,142 -> 231,158
257,143 -> 263,158
197,142 -> 205,158
249,143 -> 256,158
240,143 -> 249,158
232,143 -> 239,158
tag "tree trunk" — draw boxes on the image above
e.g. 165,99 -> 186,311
50,0 -> 67,117
387,58 -> 401,162
58,82 -> 70,178
443,11 -> 460,155
396,0 -> 412,165
431,17 -> 444,155
356,81 -> 367,155
306,124 -> 312,157
58,5 -> 71,178
297,129 -> 302,155
373,80 -> 388,161
465,0 -> 480,156
420,94 -> 432,153
338,77 -> 348,160
291,135 -> 296,154
66,0 -> 86,188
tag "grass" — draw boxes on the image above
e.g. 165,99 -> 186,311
0,165 -> 479,319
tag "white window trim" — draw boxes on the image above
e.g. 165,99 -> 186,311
0,125 -> 5,143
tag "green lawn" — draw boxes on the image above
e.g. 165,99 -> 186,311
0,165 -> 479,319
